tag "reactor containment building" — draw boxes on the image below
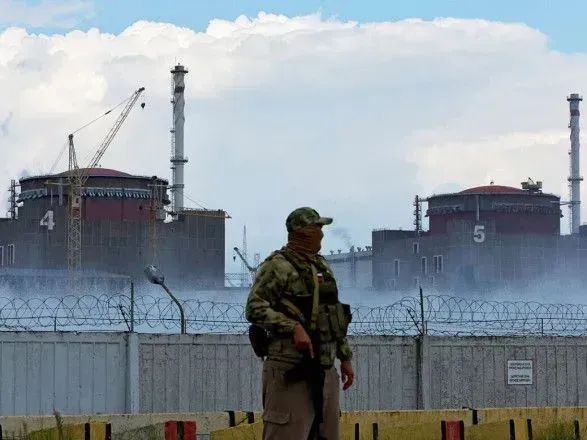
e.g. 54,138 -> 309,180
325,93 -> 587,295
0,64 -> 229,295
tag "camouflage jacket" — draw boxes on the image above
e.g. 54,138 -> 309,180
245,246 -> 353,367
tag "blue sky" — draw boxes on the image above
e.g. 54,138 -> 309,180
4,0 -> 585,53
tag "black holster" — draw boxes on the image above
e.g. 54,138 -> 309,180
248,324 -> 269,358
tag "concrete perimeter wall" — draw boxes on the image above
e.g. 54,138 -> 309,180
1,331 -> 586,416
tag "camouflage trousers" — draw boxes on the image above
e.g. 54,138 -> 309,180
261,359 -> 340,440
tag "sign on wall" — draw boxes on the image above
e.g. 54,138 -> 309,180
507,360 -> 533,385
473,224 -> 485,243
40,209 -> 55,231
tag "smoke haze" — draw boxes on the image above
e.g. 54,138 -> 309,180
330,227 -> 354,249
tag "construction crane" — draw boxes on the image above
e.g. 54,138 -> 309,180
233,246 -> 258,286
67,87 -> 146,282
240,225 -> 248,286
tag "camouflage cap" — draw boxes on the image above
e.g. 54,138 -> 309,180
286,207 -> 333,232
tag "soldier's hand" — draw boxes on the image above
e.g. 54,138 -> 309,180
340,360 -> 355,390
293,324 -> 314,358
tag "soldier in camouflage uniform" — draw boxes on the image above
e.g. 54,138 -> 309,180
245,207 -> 355,440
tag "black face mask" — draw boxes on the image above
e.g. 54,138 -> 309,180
287,226 -> 323,255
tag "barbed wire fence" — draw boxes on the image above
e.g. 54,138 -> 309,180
1,289 -> 587,336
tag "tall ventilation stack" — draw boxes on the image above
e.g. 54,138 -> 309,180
567,93 -> 583,235
170,64 -> 189,216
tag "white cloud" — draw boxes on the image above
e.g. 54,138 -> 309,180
1,12 -> 587,275
0,0 -> 94,29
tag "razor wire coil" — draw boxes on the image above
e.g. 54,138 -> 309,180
0,294 -> 587,336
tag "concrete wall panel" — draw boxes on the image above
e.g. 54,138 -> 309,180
0,332 -> 127,416
0,332 -> 586,416
424,336 -> 587,409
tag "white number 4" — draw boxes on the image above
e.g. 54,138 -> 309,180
40,210 -> 55,231
473,224 -> 485,243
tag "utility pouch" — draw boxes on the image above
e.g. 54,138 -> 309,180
341,302 -> 352,332
333,302 -> 352,338
317,307 -> 334,342
323,303 -> 353,339
248,324 -> 269,358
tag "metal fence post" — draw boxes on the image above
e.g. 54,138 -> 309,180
419,287 -> 427,335
130,281 -> 135,333
126,332 -> 140,413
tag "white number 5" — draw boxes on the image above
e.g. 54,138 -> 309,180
473,224 -> 485,243
40,210 -> 55,231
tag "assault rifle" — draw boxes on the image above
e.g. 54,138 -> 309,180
283,322 -> 326,440
271,297 -> 327,439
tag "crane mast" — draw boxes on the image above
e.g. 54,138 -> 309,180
67,87 -> 145,284
67,133 -> 82,278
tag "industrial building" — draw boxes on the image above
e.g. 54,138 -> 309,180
326,93 -> 587,295
0,64 -> 229,295
323,246 -> 373,291
372,181 -> 571,293
2,67 -> 584,297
